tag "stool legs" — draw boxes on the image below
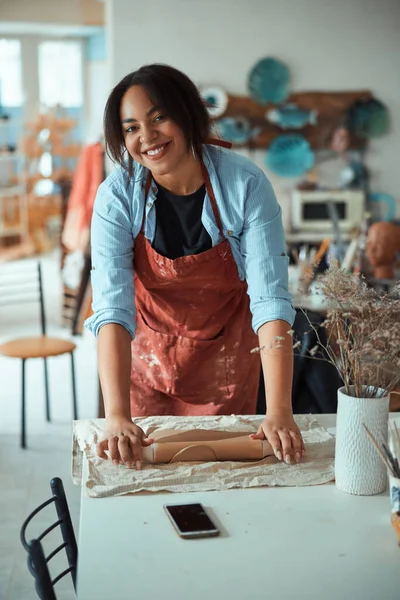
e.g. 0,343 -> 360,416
44,358 -> 50,422
70,352 -> 78,420
21,359 -> 26,449
19,353 -> 78,448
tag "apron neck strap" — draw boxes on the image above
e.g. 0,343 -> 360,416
140,172 -> 153,233
140,138 -> 231,236
200,161 -> 224,236
205,137 -> 232,149
144,171 -> 152,197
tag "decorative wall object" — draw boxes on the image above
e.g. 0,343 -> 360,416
200,86 -> 228,118
266,134 -> 315,178
330,125 -> 350,153
348,98 -> 389,139
367,192 -> 396,222
203,87 -> 380,151
216,117 -> 260,145
247,57 -> 290,104
266,103 -> 318,129
200,56 -> 389,181
339,159 -> 369,190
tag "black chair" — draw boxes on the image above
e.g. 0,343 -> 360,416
20,477 -> 78,599
256,309 -> 342,414
291,309 -> 342,413
0,261 -> 78,448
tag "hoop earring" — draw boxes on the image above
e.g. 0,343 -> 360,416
191,141 -> 197,160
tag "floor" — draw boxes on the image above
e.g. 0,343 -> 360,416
0,251 -> 98,600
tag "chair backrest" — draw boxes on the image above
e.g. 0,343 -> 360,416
20,477 -> 78,599
0,260 -> 47,335
27,539 -> 57,600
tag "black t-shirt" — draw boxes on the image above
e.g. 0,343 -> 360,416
152,183 -> 212,260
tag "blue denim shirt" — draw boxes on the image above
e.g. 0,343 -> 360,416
85,144 -> 295,339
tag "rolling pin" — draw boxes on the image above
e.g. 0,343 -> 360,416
141,429 -> 274,463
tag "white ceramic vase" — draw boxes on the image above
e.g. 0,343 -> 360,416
335,386 -> 389,495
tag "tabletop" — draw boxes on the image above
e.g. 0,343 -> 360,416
77,415 -> 400,600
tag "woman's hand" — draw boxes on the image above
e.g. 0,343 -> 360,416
96,415 -> 154,470
250,410 -> 305,464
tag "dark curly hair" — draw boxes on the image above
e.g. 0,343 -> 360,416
104,64 -> 212,178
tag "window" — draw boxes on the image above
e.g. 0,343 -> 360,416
38,41 -> 83,107
0,39 -> 23,107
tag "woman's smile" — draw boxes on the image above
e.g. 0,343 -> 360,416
120,85 -> 188,177
141,141 -> 171,161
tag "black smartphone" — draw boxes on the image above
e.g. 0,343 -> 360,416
164,503 -> 220,539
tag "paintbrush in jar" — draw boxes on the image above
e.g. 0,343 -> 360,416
362,423 -> 400,478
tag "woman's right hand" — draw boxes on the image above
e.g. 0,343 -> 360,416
96,415 -> 154,470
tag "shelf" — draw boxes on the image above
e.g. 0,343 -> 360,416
0,152 -> 24,162
0,227 -> 23,237
285,231 -> 352,243
0,184 -> 26,198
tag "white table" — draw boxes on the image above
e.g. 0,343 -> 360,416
77,415 -> 400,600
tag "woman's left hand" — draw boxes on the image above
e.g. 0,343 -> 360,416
250,410 -> 305,464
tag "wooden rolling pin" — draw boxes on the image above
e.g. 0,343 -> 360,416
141,429 -> 274,463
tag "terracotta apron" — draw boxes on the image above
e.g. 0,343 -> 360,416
130,144 -> 260,416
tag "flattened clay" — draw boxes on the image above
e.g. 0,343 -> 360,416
171,445 -> 217,462
141,429 -> 274,463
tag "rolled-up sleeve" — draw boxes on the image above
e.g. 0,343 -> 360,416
240,172 -> 295,332
84,179 -> 136,338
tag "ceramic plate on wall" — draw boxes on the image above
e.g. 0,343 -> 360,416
348,99 -> 389,138
200,86 -> 228,118
266,133 -> 315,177
216,117 -> 254,144
248,57 -> 290,104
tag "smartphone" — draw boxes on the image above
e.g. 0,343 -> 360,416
164,503 -> 220,539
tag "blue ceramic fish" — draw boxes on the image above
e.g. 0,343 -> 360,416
266,103 -> 318,129
217,117 -> 261,145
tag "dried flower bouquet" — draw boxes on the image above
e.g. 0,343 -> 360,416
300,263 -> 400,398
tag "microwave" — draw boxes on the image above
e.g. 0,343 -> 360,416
291,189 -> 365,233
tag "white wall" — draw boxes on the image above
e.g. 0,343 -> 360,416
106,0 -> 400,221
85,60 -> 109,141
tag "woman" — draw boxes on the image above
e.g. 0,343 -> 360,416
86,64 -> 305,469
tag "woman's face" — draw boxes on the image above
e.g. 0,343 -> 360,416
120,85 -> 189,176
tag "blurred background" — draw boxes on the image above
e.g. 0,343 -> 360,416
0,1 -> 399,598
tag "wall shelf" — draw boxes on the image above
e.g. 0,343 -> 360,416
285,231 -> 352,243
0,153 -> 24,162
0,113 -> 28,245
0,184 -> 26,198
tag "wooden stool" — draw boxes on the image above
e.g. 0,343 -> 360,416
0,262 -> 78,447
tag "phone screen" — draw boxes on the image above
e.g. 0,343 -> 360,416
164,503 -> 219,537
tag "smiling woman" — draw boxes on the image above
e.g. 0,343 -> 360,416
120,85 -> 203,194
104,64 -> 210,183
86,63 -> 304,471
